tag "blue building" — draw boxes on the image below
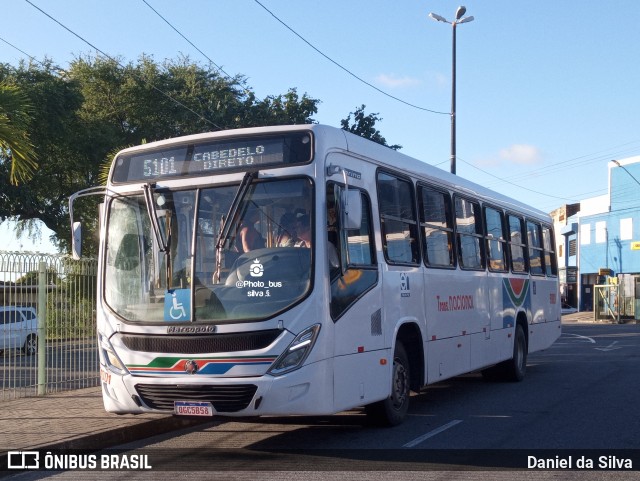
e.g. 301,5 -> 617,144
576,157 -> 640,319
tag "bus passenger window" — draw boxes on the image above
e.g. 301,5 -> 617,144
376,172 -> 419,265
454,196 -> 485,270
484,207 -> 507,272
527,221 -> 545,276
542,225 -> 558,276
418,184 -> 454,268
508,215 -> 528,273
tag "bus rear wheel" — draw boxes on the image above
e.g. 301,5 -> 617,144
365,341 -> 410,427
482,324 -> 527,382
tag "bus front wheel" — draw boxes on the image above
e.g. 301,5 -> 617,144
365,341 -> 410,427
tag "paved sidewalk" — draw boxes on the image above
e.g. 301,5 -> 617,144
0,387 -> 207,455
561,311 -> 597,323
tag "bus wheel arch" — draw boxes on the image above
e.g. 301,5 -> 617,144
396,322 -> 424,391
365,322 -> 423,427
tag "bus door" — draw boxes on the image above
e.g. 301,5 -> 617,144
325,177 -> 386,411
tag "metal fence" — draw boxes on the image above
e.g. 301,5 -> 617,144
0,251 -> 98,400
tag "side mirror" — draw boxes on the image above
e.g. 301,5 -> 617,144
342,190 -> 362,230
72,222 -> 82,260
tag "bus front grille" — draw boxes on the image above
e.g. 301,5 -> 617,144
121,329 -> 282,354
134,383 -> 258,412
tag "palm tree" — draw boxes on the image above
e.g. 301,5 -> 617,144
0,82 -> 38,185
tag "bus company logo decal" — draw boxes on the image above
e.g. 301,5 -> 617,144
503,278 -> 530,307
436,294 -> 474,312
184,360 -> 199,374
400,273 -> 411,297
127,355 -> 277,376
502,278 -> 532,328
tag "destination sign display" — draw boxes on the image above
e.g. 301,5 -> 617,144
111,132 -> 312,183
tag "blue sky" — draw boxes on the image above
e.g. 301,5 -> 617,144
2,0 -> 640,251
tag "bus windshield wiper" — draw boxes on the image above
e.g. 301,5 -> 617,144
143,183 -> 168,253
143,183 -> 173,288
214,171 -> 256,282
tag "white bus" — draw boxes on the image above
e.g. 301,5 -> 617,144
70,124 -> 561,426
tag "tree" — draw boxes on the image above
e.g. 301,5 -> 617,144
0,56 -> 320,254
0,60 -> 87,253
0,81 -> 38,184
341,105 -> 401,150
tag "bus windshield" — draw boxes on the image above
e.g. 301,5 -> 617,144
104,177 -> 313,324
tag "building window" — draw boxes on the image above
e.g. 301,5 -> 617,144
580,223 -> 591,245
620,218 -> 633,241
568,239 -> 577,257
595,221 -> 607,244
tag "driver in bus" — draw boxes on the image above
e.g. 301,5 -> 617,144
235,208 -> 265,252
294,214 -> 311,248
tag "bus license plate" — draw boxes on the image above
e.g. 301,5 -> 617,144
174,401 -> 214,417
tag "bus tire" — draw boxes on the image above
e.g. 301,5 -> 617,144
365,341 -> 410,427
505,324 -> 527,382
482,324 -> 527,382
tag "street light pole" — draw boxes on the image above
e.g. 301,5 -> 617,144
612,159 -> 640,186
429,6 -> 474,175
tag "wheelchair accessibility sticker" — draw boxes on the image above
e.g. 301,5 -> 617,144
165,289 -> 190,322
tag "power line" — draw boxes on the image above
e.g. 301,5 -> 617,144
23,0 -> 223,130
140,0 -> 257,102
141,0 -> 231,80
252,0 -> 449,115
0,36 -> 63,72
456,157 -> 581,202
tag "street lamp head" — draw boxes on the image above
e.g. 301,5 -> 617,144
455,6 -> 467,20
429,12 -> 449,23
458,15 -> 475,24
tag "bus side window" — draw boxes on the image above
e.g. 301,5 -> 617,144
484,206 -> 508,272
418,184 -> 455,268
508,215 -> 528,273
376,172 -> 419,265
454,196 -> 485,270
542,225 -> 558,277
527,220 -> 545,276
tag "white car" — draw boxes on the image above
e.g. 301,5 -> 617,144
0,306 -> 39,356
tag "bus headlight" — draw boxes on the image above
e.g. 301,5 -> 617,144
268,324 -> 321,376
99,333 -> 128,375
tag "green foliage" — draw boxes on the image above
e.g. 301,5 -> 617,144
0,81 -> 38,184
341,105 -> 402,150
